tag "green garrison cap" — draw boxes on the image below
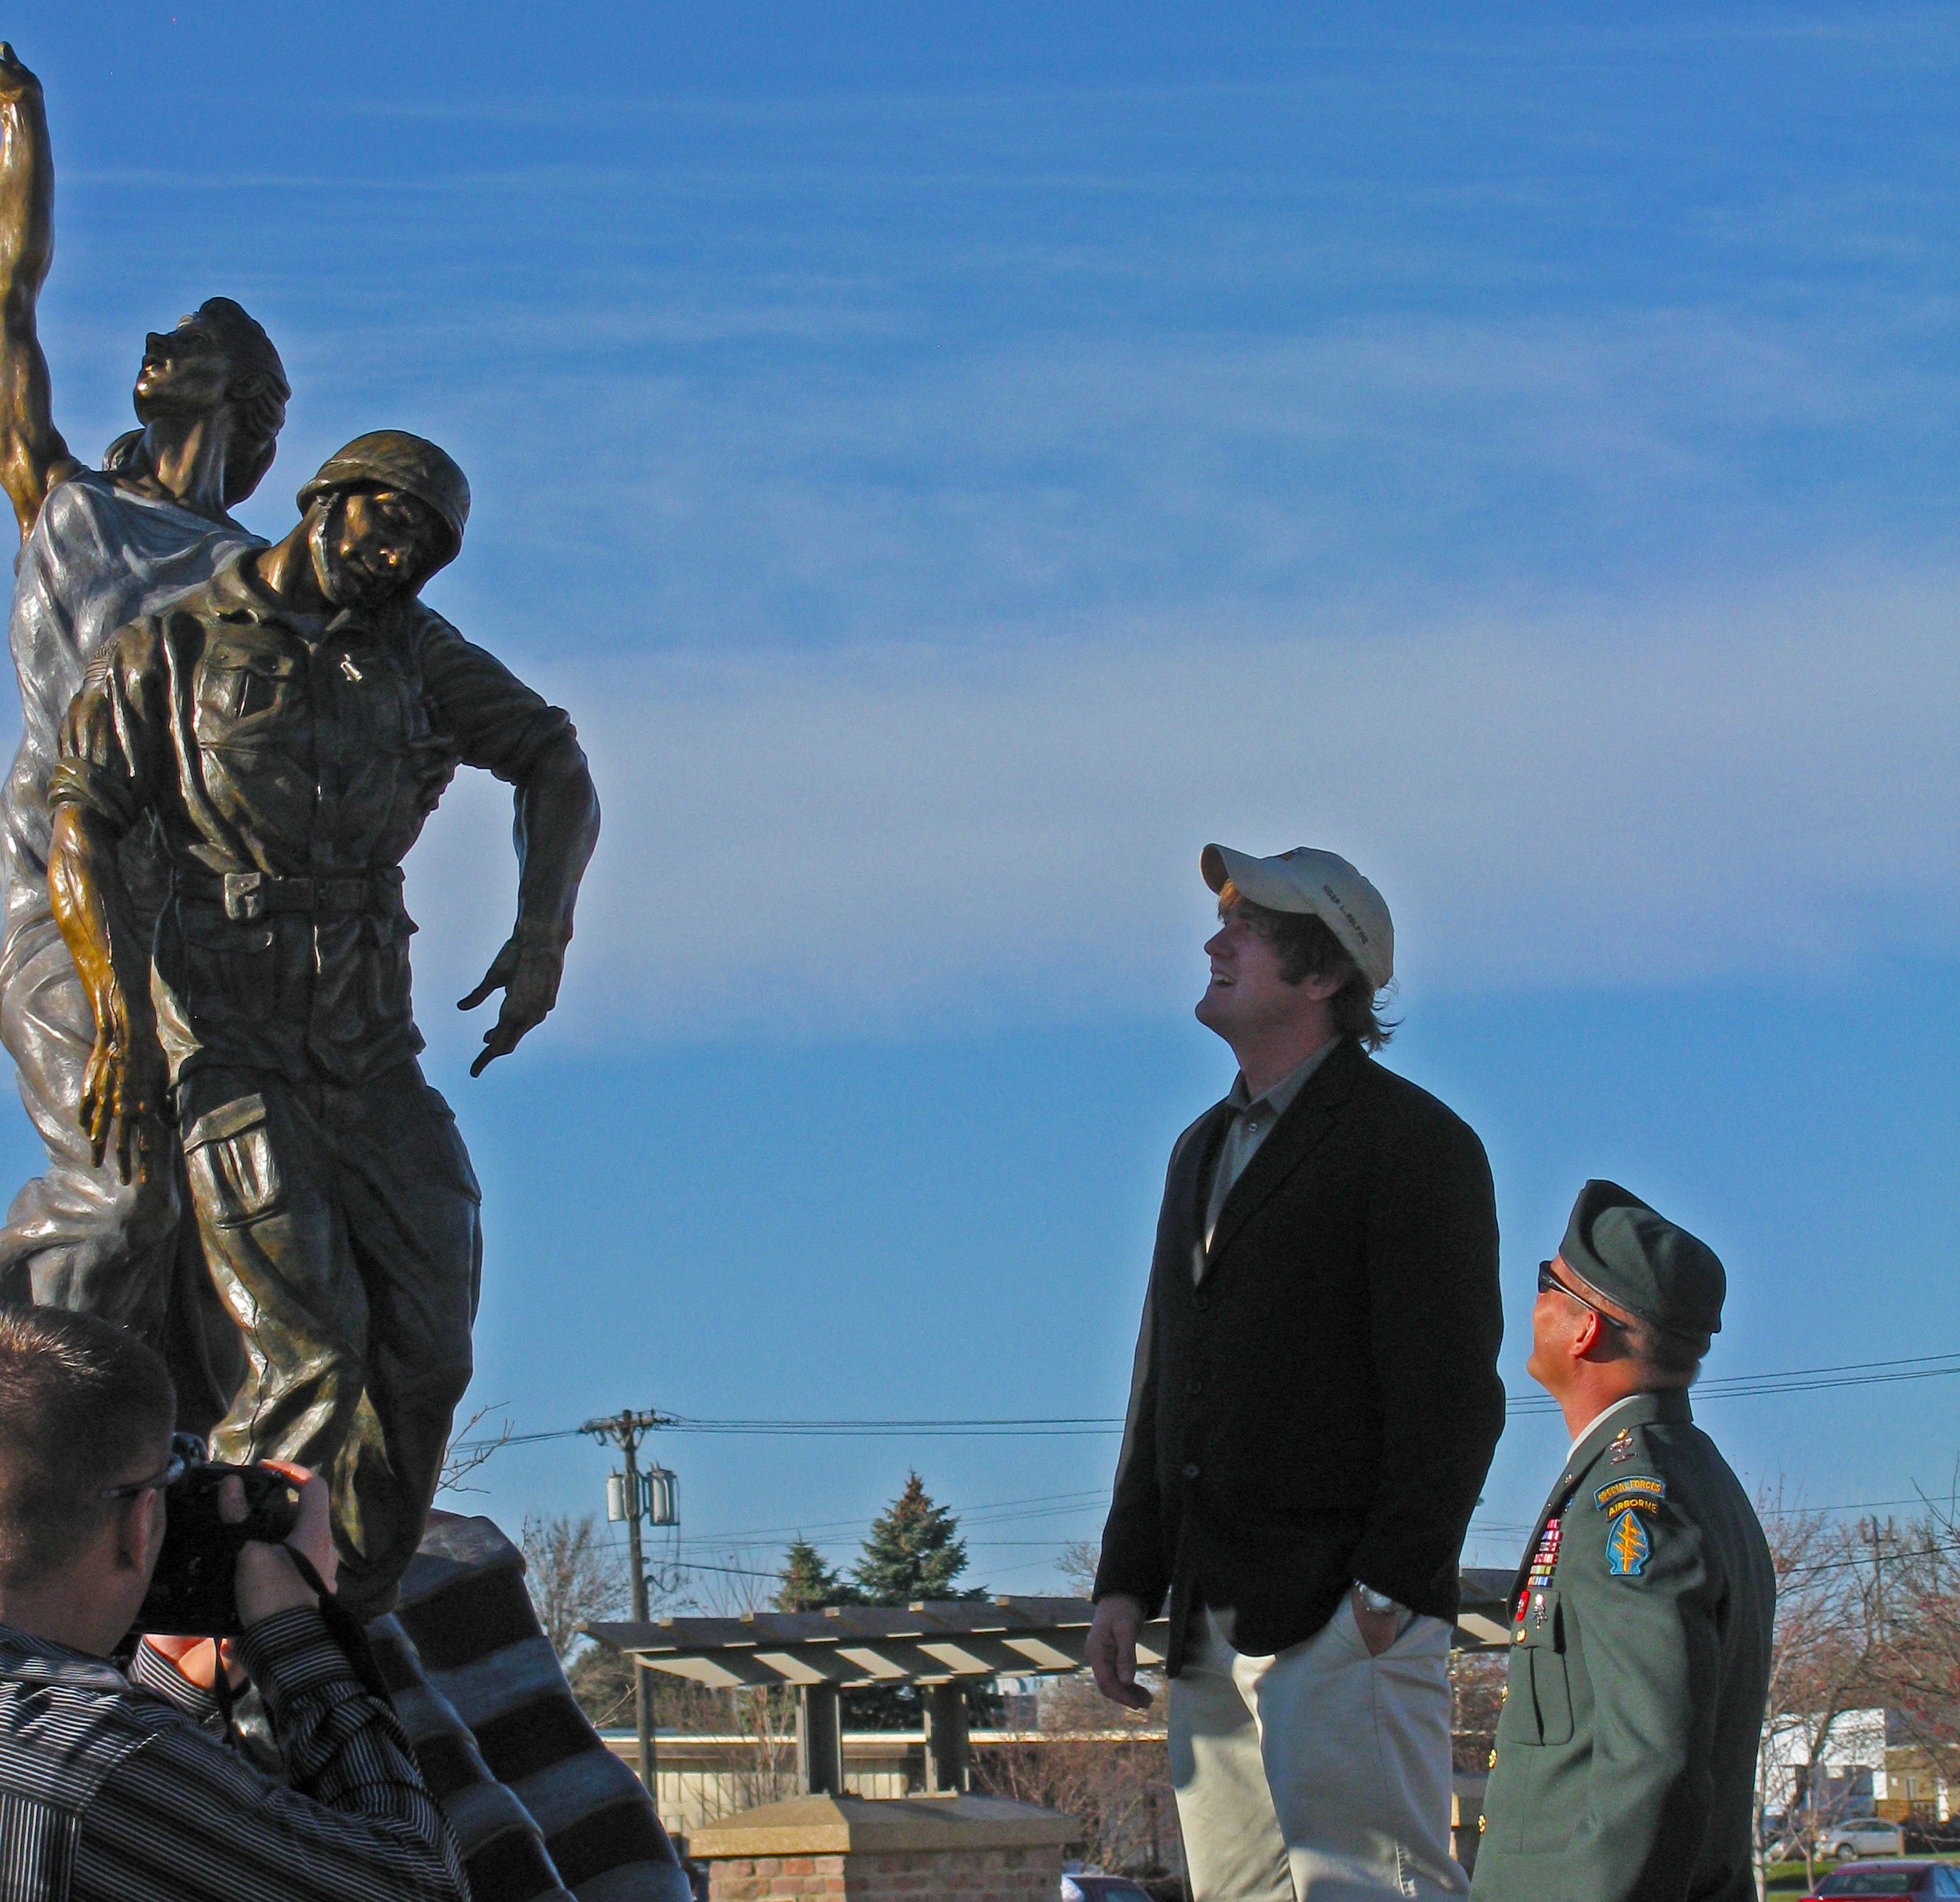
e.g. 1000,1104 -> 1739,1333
1560,1180 -> 1725,1338
297,430 -> 470,567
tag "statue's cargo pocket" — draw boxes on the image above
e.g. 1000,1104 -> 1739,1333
183,1095 -> 283,1226
175,902 -> 277,1021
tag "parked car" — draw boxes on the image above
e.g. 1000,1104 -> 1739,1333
1801,1863 -> 1960,1897
1825,1820 -> 1910,1860
1060,1878 -> 1155,1902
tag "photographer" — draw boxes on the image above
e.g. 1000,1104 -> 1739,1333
0,1304 -> 467,1902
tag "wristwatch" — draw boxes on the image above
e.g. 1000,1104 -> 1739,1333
1354,1580 -> 1398,1615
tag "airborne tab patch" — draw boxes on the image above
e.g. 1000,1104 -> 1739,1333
1595,1475 -> 1665,1515
1606,1507 -> 1652,1577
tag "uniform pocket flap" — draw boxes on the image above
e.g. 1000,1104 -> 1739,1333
183,1094 -> 269,1153
207,641 -> 298,677
1515,1586 -> 1562,1648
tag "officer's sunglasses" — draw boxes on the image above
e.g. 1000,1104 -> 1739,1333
1536,1260 -> 1629,1331
98,1431 -> 203,1501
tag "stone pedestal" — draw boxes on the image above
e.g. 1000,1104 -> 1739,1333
378,1512 -> 692,1900
688,1792 -> 1074,1900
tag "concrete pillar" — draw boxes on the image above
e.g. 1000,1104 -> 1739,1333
922,1681 -> 970,1794
796,1683 -> 843,1796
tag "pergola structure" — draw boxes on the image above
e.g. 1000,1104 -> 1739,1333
587,1575 -> 1516,1800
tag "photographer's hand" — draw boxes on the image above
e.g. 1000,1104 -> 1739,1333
232,1461 -> 337,1627
150,1463 -> 339,1689
141,1630 -> 235,1692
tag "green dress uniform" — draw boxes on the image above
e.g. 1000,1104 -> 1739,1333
1470,1387 -> 1774,1902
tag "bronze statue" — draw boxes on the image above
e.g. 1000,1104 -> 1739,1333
46,430 -> 600,1616
0,50 -> 687,1891
0,42 -> 287,1401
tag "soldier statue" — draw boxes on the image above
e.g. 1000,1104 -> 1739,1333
0,46 -> 687,1894
46,430 -> 600,1615
0,43 -> 300,1435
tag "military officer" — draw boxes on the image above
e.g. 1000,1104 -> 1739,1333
44,431 -> 600,1616
1470,1182 -> 1773,1902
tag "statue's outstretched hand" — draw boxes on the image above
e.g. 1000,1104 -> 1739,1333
79,1005 -> 167,1186
458,928 -> 566,1077
0,45 -> 43,107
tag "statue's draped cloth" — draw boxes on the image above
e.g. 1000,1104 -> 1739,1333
0,472 -> 258,1362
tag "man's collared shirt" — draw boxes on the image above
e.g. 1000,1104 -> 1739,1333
1200,1036 -> 1342,1266
1567,1390 -> 1653,1463
50,553 -> 574,1088
0,1608 -> 464,1901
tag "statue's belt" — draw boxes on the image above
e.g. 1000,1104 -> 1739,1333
176,867 -> 406,924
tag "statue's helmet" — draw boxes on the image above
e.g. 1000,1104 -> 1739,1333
296,430 -> 471,572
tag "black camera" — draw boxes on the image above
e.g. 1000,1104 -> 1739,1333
135,1434 -> 303,1637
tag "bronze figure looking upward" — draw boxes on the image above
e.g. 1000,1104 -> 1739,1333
0,42 -> 288,1418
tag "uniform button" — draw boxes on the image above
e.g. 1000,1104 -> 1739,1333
1488,1749 -> 1497,1768
1183,1463 -> 1201,1479
1477,1816 -> 1487,1836
1187,1376 -> 1203,1398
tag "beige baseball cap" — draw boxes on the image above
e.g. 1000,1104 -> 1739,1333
1201,843 -> 1395,990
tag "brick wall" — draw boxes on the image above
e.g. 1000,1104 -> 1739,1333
706,1843 -> 1062,1900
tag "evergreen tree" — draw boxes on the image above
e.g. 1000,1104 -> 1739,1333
851,1471 -> 983,1604
844,1473 -> 996,1732
777,1536 -> 853,1611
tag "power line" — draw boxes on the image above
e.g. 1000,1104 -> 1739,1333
672,1487 -> 1109,1551
1504,1350 -> 1960,1416
453,1347 -> 1960,1454
669,1416 -> 1125,1438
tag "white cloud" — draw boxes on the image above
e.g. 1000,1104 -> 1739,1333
403,560 -> 1960,1049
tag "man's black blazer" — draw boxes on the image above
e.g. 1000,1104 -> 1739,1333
1093,1035 -> 1504,1672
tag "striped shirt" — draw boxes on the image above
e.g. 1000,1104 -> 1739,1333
0,1610 -> 468,1902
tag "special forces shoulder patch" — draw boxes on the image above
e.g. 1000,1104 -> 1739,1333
1606,1506 -> 1652,1578
1595,1475 -> 1665,1514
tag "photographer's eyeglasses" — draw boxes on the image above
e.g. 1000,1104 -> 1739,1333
98,1431 -> 206,1501
1536,1260 -> 1628,1332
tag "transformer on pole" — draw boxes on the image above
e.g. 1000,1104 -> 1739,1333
580,1407 -> 677,1803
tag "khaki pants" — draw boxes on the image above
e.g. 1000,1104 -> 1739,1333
180,1059 -> 482,1618
1169,1604 -> 1467,1902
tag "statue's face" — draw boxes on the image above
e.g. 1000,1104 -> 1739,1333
132,313 -> 236,419
309,488 -> 449,609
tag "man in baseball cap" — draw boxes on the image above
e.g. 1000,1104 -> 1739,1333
1198,844 -> 1395,992
1088,843 -> 1504,1900
1472,1185 -> 1773,1902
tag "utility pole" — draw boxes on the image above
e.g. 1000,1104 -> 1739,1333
582,1407 -> 675,1802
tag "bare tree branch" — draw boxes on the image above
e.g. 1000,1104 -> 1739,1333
522,1511 -> 629,1661
437,1403 -> 512,1498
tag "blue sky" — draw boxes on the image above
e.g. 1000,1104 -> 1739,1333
3,2 -> 1957,1597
